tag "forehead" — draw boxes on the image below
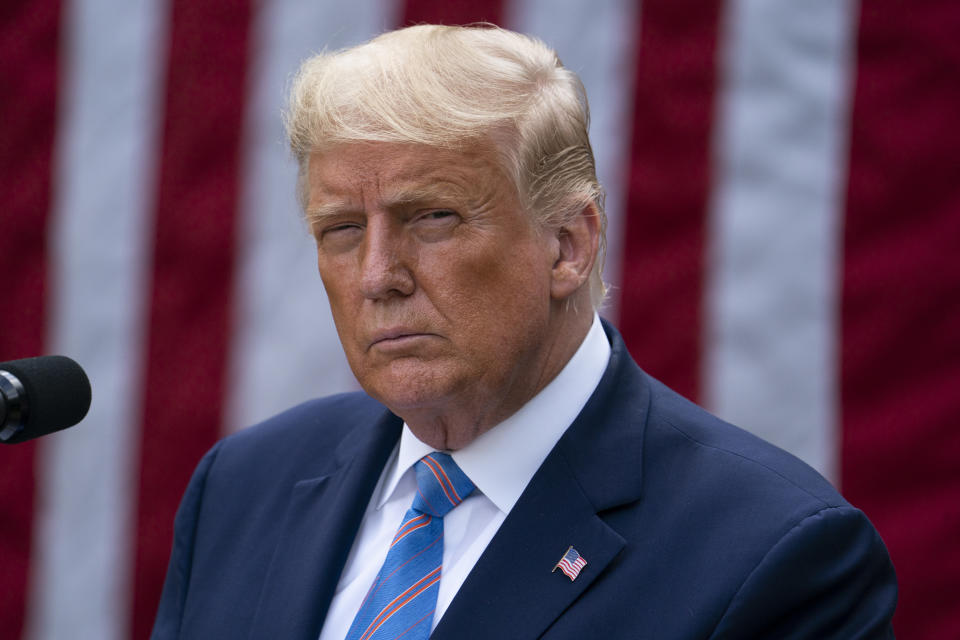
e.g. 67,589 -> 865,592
305,141 -> 514,207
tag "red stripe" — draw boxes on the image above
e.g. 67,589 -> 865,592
840,2 -> 960,638
361,567 -> 442,640
130,1 -> 252,636
373,574 -> 441,637
383,532 -> 443,584
557,558 -> 583,580
396,609 -> 436,639
364,532 -> 443,616
429,456 -> 462,503
0,0 -> 62,635
618,0 -> 722,402
423,455 -> 461,505
402,0 -> 504,26
392,514 -> 432,545
416,484 -> 438,515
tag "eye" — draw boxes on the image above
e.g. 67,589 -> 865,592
417,209 -> 457,222
412,209 -> 463,228
324,222 -> 363,234
411,210 -> 460,241
316,221 -> 364,252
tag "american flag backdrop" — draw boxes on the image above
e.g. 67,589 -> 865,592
1,0 -> 957,638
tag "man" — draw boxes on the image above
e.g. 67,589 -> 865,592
152,24 -> 896,639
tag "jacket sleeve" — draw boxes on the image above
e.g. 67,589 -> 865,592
709,504 -> 898,639
150,442 -> 223,640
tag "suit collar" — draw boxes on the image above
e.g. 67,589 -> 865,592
248,408 -> 403,640
555,319 -> 650,510
434,321 -> 650,638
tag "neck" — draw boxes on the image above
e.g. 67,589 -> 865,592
403,300 -> 595,450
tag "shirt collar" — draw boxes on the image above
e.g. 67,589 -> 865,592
377,314 -> 611,515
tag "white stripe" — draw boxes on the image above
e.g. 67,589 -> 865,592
703,0 -> 858,481
26,0 -> 168,638
224,1 -> 399,433
504,0 -> 639,321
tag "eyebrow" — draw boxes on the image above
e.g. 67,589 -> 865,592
304,201 -> 355,228
383,180 -> 472,206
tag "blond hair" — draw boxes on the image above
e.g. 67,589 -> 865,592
285,24 -> 607,306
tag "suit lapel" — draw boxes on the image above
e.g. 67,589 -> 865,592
435,324 -> 651,639
248,410 -> 402,640
434,452 -> 626,640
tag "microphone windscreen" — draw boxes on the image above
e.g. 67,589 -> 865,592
1,355 -> 92,443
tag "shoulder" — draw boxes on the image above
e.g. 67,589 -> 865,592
565,332 -> 895,635
631,371 -> 862,568
643,373 -> 843,510
153,392 -> 396,637
195,392 -> 389,491
567,326 -> 855,551
602,367 -> 896,636
221,391 -> 386,454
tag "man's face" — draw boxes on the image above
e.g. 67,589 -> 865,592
306,141 -> 568,449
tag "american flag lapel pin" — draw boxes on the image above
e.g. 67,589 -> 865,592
553,545 -> 587,581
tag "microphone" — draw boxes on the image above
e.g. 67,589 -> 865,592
0,356 -> 92,444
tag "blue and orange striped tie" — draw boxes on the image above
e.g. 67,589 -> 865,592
344,452 -> 475,640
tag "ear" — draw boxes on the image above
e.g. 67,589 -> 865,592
550,202 -> 601,302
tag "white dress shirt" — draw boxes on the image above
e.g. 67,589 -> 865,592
318,314 -> 611,639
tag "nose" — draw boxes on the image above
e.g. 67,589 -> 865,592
358,218 -> 415,299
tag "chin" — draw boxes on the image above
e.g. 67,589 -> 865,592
369,384 -> 451,416
360,366 -> 460,414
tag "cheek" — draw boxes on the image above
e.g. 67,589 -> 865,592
435,246 -> 552,341
317,245 -> 359,297
317,260 -> 362,338
318,269 -> 344,317
459,239 -> 550,303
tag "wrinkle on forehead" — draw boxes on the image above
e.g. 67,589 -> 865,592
305,142 -> 520,225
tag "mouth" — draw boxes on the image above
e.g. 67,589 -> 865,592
368,329 -> 437,351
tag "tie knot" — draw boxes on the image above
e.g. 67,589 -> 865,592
412,453 -> 475,517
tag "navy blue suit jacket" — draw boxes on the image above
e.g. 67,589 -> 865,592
152,324 -> 897,638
